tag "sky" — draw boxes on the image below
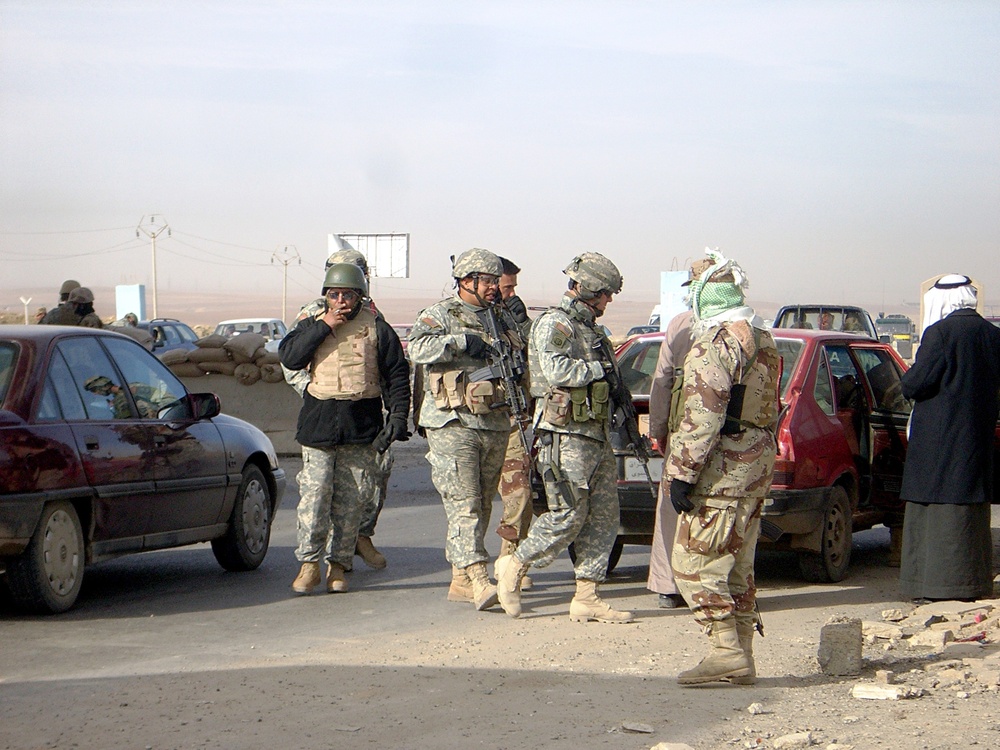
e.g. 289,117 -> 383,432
1,0 -> 998,315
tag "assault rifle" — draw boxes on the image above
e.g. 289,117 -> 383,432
469,303 -> 531,453
594,338 -> 657,499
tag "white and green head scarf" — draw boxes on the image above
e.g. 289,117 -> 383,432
689,248 -> 759,332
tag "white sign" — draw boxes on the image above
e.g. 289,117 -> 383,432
330,233 -> 410,278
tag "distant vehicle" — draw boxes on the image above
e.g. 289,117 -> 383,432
0,325 -> 286,613
391,324 -> 413,356
136,318 -> 199,354
874,314 -> 918,360
773,305 -> 879,339
214,318 -> 288,352
626,325 -> 658,338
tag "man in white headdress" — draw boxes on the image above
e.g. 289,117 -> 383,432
899,274 -> 1000,602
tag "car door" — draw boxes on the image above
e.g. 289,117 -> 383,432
102,337 -> 229,537
54,336 -> 156,549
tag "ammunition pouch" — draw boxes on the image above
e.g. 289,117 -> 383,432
428,369 -> 502,415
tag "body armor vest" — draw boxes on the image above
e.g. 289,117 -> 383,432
307,308 -> 381,401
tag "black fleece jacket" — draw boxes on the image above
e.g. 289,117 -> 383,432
279,313 -> 410,448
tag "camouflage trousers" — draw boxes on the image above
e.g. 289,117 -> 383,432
426,421 -> 507,569
295,443 -> 378,569
671,494 -> 763,628
497,425 -> 533,558
515,431 -> 618,582
359,445 -> 393,538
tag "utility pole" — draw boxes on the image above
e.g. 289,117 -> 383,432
19,296 -> 31,324
136,215 -> 170,319
271,245 -> 300,324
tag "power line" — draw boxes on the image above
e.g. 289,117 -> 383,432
0,226 -> 134,236
170,229 -> 272,254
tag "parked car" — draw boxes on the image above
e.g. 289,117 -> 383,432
626,325 -> 659,338
0,325 -> 286,613
214,318 -> 288,352
773,305 -> 879,339
391,323 -> 413,357
538,328 -> 999,582
136,318 -> 200,354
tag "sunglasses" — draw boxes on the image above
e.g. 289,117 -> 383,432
325,290 -> 360,302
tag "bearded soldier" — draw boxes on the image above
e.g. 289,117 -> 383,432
495,252 -> 633,624
409,248 -> 523,610
280,263 -> 410,595
666,249 -> 779,685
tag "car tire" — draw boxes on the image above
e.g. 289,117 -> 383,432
7,501 -> 85,614
212,465 -> 272,572
797,486 -> 853,583
567,538 -> 624,576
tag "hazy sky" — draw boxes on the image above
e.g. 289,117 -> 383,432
2,1 -> 998,312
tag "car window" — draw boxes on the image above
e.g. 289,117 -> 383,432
177,325 -> 198,343
103,337 -> 187,419
618,339 -> 660,397
161,325 -> 181,345
852,347 -> 911,414
55,337 -> 129,420
0,342 -> 16,405
813,351 -> 835,416
775,339 -> 802,398
825,344 -> 867,412
38,349 -> 87,421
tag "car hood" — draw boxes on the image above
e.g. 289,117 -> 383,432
212,412 -> 280,468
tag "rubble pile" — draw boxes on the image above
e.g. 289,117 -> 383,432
158,331 -> 285,385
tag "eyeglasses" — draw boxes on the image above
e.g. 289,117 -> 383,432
325,290 -> 360,302
472,274 -> 500,287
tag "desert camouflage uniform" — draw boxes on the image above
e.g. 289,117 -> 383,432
409,296 -> 512,568
283,296 -> 393,538
667,319 -> 779,628
513,295 -> 618,581
497,418 -> 533,557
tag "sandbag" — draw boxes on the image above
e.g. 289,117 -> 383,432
260,363 -> 286,383
188,347 -> 231,364
234,363 -> 261,386
200,360 -> 238,376
169,362 -> 206,378
224,332 -> 267,363
195,334 -> 228,348
157,348 -> 190,365
255,351 -> 281,365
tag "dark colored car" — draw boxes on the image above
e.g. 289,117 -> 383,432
0,325 -> 286,613
136,318 -> 200,354
545,328 -> 999,582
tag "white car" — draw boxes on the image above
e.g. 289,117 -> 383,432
214,318 -> 288,352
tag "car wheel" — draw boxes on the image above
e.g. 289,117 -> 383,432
797,486 -> 853,583
567,538 -> 624,576
7,501 -> 85,614
212,465 -> 272,571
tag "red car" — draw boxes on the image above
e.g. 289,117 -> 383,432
0,325 -> 286,613
606,328 -> 931,582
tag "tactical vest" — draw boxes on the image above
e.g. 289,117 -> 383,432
716,321 -> 779,434
306,308 -> 381,401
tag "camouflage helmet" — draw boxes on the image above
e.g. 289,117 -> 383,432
452,248 -> 502,279
322,262 -> 368,296
68,286 -> 95,304
325,248 -> 369,275
84,375 -> 113,392
59,279 -> 81,296
563,253 -> 623,297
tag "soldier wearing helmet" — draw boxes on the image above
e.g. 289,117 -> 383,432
67,287 -> 103,328
279,262 -> 410,596
495,252 -> 633,625
40,279 -> 84,326
408,247 -> 523,611
283,248 -> 397,571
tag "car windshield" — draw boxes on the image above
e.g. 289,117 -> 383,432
0,342 -> 16,404
876,319 -> 912,335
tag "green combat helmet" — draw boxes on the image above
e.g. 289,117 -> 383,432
83,375 -> 114,393
323,262 -> 368,297
59,279 -> 81,297
563,252 -> 623,299
326,248 -> 369,276
68,287 -> 95,304
452,248 -> 502,279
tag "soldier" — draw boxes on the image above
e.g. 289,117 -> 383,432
409,248 -> 520,610
665,249 -> 779,686
40,279 -> 82,325
279,263 -> 410,595
283,248 -> 400,570
67,287 -> 103,328
495,252 -> 633,624
83,375 -> 158,419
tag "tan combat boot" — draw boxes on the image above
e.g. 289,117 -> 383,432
568,579 -> 634,623
291,562 -> 321,594
355,535 -> 387,569
326,562 -> 349,593
448,565 -> 474,603
465,562 -> 499,611
493,555 -> 532,590
725,619 -> 757,685
677,619 -> 752,685
495,555 -> 531,618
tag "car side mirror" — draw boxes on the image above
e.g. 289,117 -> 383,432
189,392 -> 222,420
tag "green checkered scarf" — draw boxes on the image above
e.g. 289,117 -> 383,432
693,280 -> 745,321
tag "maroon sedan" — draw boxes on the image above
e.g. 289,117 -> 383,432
0,325 -> 286,613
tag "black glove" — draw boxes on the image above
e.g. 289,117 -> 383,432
373,414 -> 410,454
669,478 -> 696,514
505,295 -> 529,326
464,333 -> 497,360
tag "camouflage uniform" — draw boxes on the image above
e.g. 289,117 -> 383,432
40,302 -> 81,326
496,417 -> 533,557
409,295 -> 511,569
512,294 -> 618,581
667,319 -> 780,628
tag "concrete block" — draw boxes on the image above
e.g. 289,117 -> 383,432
818,616 -> 863,676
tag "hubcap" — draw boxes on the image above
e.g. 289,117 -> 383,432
241,479 -> 269,554
42,510 -> 81,595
